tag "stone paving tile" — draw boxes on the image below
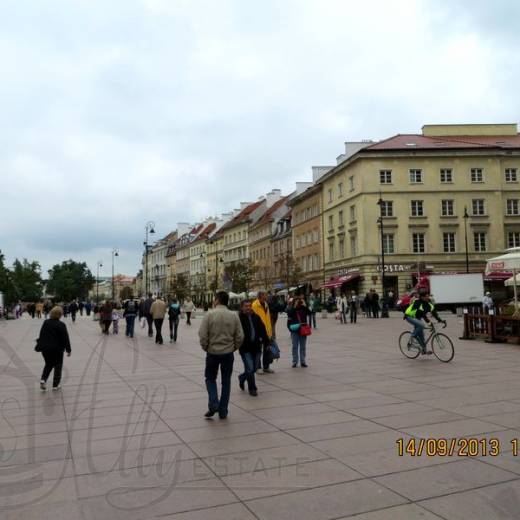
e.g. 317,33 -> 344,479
371,410 -> 465,429
348,402 -> 432,419
153,503 -> 256,520
268,410 -> 358,430
336,503 -> 444,519
286,418 -> 389,442
400,418 -> 508,438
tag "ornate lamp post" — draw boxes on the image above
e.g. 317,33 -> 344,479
377,194 -> 389,318
144,221 -> 155,295
96,261 -> 103,304
111,248 -> 119,301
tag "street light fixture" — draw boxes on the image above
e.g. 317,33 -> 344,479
111,248 -> 119,301
463,206 -> 469,273
96,261 -> 103,304
377,194 -> 389,318
144,221 -> 155,295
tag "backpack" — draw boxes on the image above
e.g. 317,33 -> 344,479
127,301 -> 136,313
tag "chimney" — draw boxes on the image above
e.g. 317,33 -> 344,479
337,141 -> 373,164
240,202 -> 251,210
295,182 -> 312,195
221,212 -> 233,222
265,189 -> 282,208
312,166 -> 334,183
177,222 -> 192,236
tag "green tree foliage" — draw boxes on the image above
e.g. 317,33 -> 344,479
47,260 -> 95,301
170,273 -> 189,300
10,259 -> 43,301
223,260 -> 258,294
0,252 -> 15,304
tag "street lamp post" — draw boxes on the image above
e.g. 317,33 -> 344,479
144,221 -> 155,296
463,206 -> 469,273
111,248 -> 119,301
96,261 -> 103,304
377,194 -> 389,318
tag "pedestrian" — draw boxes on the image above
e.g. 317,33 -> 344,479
143,293 -> 155,337
168,298 -> 181,343
150,295 -> 167,345
183,297 -> 195,326
483,291 -> 494,314
79,301 -> 84,316
308,292 -> 318,329
252,291 -> 275,374
267,292 -> 281,339
112,304 -> 122,334
123,299 -> 138,338
69,301 -> 78,323
43,301 -> 51,319
349,291 -> 358,323
14,302 -> 21,319
238,299 -> 268,397
85,301 -> 92,317
199,291 -> 244,419
287,297 -> 311,368
100,301 -> 113,334
364,292 -> 372,318
29,302 -> 36,319
35,301 -> 43,319
36,306 -> 71,391
372,289 -> 380,318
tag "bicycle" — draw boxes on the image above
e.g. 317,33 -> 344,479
399,321 -> 454,362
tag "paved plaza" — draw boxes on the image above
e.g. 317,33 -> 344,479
2,312 -> 520,519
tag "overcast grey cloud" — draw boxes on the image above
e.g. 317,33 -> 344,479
1,0 -> 519,276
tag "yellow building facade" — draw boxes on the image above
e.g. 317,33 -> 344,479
319,124 -> 520,299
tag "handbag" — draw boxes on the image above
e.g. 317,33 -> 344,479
268,339 -> 280,360
299,324 -> 312,336
289,323 -> 301,332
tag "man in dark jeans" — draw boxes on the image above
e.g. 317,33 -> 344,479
143,293 -> 155,337
199,291 -> 244,419
150,296 -> 166,345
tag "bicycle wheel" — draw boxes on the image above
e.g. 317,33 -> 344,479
431,333 -> 454,363
399,331 -> 420,359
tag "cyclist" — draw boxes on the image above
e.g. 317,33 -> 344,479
404,289 -> 446,355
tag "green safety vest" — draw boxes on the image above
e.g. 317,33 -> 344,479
405,300 -> 433,318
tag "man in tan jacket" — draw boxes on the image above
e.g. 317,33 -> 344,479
150,296 -> 167,345
199,291 -> 244,419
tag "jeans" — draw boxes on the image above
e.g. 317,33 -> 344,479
239,351 -> 261,391
154,318 -> 164,344
291,332 -> 307,365
186,312 -> 192,325
350,306 -> 357,323
308,312 -> 317,328
169,318 -> 179,341
204,352 -> 234,416
125,315 -> 136,337
372,304 -> 379,318
41,351 -> 64,387
405,316 -> 426,349
146,314 -> 154,336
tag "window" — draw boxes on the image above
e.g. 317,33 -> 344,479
443,232 -> 456,253
349,176 -> 354,191
328,189 -> 333,203
313,229 -> 319,243
472,199 -> 485,216
508,232 -> 520,248
441,199 -> 454,216
505,168 -> 518,183
380,200 -> 393,217
411,200 -> 424,217
329,241 -> 334,260
380,170 -> 392,184
338,210 -> 344,226
409,169 -> 422,183
328,215 -> 334,230
350,236 -> 357,257
440,168 -> 453,183
338,182 -> 343,197
471,168 -> 483,183
412,233 -> 425,253
339,239 -> 345,258
350,205 -> 356,221
474,232 -> 487,252
507,199 -> 520,216
382,233 -> 394,254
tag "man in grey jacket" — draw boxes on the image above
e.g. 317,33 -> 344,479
199,291 -> 244,419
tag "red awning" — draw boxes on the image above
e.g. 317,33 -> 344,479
323,272 -> 360,288
484,271 -> 513,282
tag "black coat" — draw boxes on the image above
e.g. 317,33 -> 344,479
287,306 -> 310,330
239,312 -> 268,355
37,319 -> 71,354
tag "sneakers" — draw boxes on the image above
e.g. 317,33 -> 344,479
292,363 -> 297,368
40,381 -> 46,391
52,385 -> 61,391
204,410 -> 216,418
263,368 -> 274,374
249,389 -> 258,397
301,363 -> 308,368
238,376 -> 245,391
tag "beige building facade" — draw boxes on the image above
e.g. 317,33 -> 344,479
319,124 -> 520,299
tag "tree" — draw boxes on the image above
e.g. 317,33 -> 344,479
47,260 -> 95,302
223,260 -> 258,294
277,253 -> 302,289
10,259 -> 43,301
255,263 -> 275,291
120,286 -> 134,300
0,252 -> 15,305
170,273 -> 190,300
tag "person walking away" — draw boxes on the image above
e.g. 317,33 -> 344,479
483,292 -> 494,314
28,302 -> 36,319
79,301 -> 84,316
238,299 -> 268,396
363,292 -> 371,318
85,301 -> 92,317
69,301 -> 78,323
168,298 -> 181,343
183,297 -> 195,326
252,291 -> 275,373
35,301 -> 43,319
100,301 -> 113,334
308,293 -> 317,329
150,296 -> 167,345
372,290 -> 380,318
36,306 -> 71,391
341,294 -> 348,324
112,304 -> 123,334
199,291 -> 244,419
349,291 -> 358,323
404,289 -> 446,355
43,301 -> 51,319
143,293 -> 155,337
287,297 -> 311,367
124,299 -> 138,338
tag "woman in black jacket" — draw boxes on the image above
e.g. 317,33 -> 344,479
37,306 -> 71,391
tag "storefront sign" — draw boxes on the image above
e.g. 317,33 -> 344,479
376,264 -> 413,273
337,267 -> 360,276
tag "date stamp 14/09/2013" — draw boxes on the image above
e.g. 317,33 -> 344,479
396,437 -> 520,458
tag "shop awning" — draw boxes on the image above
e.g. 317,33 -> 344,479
484,271 -> 513,282
323,272 -> 360,288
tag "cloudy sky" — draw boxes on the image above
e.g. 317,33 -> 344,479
1,0 -> 519,277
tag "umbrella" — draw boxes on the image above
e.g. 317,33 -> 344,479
505,274 -> 520,287
486,248 -> 520,309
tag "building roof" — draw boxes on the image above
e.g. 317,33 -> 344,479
364,133 -> 520,151
191,222 -> 217,244
251,196 -> 289,229
220,200 -> 264,231
288,183 -> 322,206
